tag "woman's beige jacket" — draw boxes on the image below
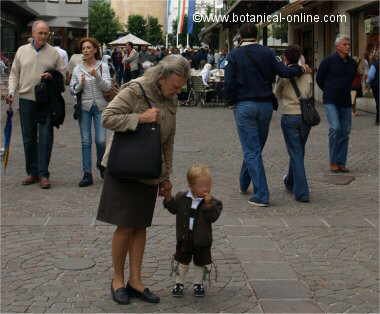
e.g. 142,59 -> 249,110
101,76 -> 177,185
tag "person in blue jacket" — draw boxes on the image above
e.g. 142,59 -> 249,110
316,35 -> 357,173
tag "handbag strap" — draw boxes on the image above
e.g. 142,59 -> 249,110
289,78 -> 301,99
133,81 -> 153,109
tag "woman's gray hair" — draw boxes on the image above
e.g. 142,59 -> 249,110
335,34 -> 350,46
144,54 -> 190,82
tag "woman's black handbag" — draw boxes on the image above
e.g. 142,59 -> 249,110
107,82 -> 162,180
289,78 -> 320,127
73,91 -> 82,120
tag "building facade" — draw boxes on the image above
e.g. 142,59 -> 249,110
1,1 -> 38,58
285,0 -> 379,103
1,0 -> 88,57
25,0 -> 89,55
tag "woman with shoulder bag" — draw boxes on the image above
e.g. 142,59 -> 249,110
70,37 -> 112,187
96,55 -> 190,305
274,45 -> 313,202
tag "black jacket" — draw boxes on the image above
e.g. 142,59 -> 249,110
316,53 -> 357,107
163,192 -> 223,247
35,70 -> 65,128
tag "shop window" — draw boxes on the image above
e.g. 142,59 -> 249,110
66,0 -> 82,3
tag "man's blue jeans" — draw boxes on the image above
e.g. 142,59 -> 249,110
19,98 -> 53,178
79,105 -> 106,173
324,104 -> 352,166
281,115 -> 310,201
234,101 -> 273,204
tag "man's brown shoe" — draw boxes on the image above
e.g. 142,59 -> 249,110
39,177 -> 51,189
338,165 -> 350,173
22,176 -> 39,185
330,164 -> 340,173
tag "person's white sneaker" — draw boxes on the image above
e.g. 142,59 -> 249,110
248,200 -> 269,207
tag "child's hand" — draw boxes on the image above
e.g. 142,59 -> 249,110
203,193 -> 213,205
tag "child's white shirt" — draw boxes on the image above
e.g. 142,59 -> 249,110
186,191 -> 203,230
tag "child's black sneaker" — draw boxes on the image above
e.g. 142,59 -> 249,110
171,283 -> 184,297
193,284 -> 205,297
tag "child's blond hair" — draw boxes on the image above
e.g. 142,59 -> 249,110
187,164 -> 211,186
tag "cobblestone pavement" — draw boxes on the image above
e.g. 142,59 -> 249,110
1,98 -> 379,313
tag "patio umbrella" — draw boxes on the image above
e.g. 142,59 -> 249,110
1,109 -> 13,169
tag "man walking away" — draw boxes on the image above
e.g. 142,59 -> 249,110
316,35 -> 357,173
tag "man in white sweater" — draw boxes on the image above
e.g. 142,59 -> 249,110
6,20 -> 65,189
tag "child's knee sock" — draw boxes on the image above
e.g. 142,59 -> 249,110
175,263 -> 189,284
194,264 -> 210,285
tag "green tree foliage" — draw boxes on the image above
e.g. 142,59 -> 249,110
146,16 -> 164,45
126,15 -> 164,45
126,15 -> 146,40
89,0 -> 122,44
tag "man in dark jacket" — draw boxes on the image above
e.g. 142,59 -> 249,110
316,35 -> 356,172
224,23 -> 305,207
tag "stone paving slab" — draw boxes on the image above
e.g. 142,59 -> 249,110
243,262 -> 298,280
241,218 -> 286,227
282,216 -> 327,228
251,280 -> 311,299
260,299 -> 323,313
2,217 -> 48,226
223,226 -> 268,236
236,249 -> 284,262
228,236 -> 278,250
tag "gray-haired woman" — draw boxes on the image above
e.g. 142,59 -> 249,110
97,55 -> 190,304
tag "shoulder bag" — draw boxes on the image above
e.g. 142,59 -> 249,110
289,78 -> 320,127
107,82 -> 162,180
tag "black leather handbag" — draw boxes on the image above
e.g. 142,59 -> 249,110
289,78 -> 320,127
107,82 -> 162,180
73,91 -> 82,120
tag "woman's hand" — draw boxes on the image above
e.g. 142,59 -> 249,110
138,108 -> 160,123
159,179 -> 172,197
90,68 -> 97,77
80,74 -> 86,85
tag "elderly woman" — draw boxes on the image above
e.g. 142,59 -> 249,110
97,55 -> 190,305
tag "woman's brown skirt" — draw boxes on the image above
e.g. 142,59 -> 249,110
97,171 -> 158,228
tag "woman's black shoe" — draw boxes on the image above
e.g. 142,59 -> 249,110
111,282 -> 130,305
126,283 -> 160,303
78,172 -> 93,187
